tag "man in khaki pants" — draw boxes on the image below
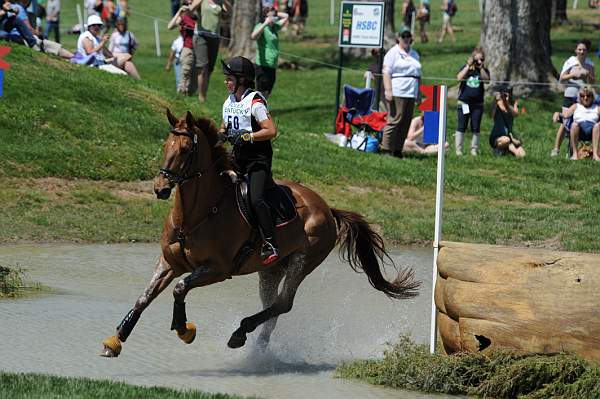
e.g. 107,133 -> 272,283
382,28 -> 422,157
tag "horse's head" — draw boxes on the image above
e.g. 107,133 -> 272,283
154,109 -> 213,200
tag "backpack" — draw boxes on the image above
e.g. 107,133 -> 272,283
448,1 -> 457,17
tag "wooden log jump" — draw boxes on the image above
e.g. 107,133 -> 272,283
435,241 -> 600,362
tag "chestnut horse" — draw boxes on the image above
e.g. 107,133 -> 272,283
100,110 -> 420,357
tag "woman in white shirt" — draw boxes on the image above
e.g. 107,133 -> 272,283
381,28 -> 422,157
553,86 -> 600,161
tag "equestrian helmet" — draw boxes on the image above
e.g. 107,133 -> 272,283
221,56 -> 255,82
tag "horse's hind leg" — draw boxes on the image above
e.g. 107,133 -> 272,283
101,256 -> 175,357
256,266 -> 286,350
228,252 -> 308,349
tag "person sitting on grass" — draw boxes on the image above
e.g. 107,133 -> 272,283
107,17 -> 140,79
77,14 -> 139,79
489,87 -> 526,158
402,114 -> 449,155
552,86 -> 600,161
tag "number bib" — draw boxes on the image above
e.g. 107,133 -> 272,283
222,91 -> 265,134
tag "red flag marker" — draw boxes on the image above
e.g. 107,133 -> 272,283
0,46 -> 11,70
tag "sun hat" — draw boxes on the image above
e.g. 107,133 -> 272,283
87,15 -> 104,27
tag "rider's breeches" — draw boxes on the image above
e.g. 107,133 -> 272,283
249,168 -> 275,239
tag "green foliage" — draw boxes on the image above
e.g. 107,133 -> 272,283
0,372 -> 254,399
0,265 -> 42,298
336,336 -> 600,399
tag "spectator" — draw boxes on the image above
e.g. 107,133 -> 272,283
438,0 -> 456,43
403,114 -> 449,155
551,40 -> 596,157
287,0 -> 307,36
416,0 -> 430,43
85,0 -> 102,16
189,0 -> 228,103
165,34 -> 183,91
553,86 -> 600,161
108,17 -> 138,56
489,87 -> 525,158
44,0 -> 59,43
167,0 -> 196,94
402,0 -> 415,31
251,6 -> 288,98
455,47 -> 489,156
0,0 -> 37,47
114,0 -> 128,24
101,0 -> 116,28
77,14 -> 139,78
381,28 -> 421,158
364,48 -> 386,112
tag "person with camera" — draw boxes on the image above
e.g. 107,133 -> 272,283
167,0 -> 196,94
219,56 -> 280,265
455,47 -> 489,156
0,0 -> 37,47
489,86 -> 525,158
251,6 -> 288,98
381,28 -> 421,158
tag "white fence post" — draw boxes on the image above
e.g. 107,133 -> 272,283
331,0 -> 335,25
154,19 -> 161,57
76,4 -> 83,31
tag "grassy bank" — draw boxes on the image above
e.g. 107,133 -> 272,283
336,336 -> 600,399
0,1 -> 599,251
0,372 -> 253,399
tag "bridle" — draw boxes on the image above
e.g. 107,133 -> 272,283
158,128 -> 221,186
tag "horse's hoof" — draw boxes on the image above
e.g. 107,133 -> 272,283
100,335 -> 122,357
227,332 -> 247,349
177,322 -> 196,344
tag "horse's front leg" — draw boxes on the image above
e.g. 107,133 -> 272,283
100,256 -> 175,358
170,264 -> 228,344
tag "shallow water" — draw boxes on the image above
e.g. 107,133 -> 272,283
0,244 -> 460,399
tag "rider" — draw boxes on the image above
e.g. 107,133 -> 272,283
219,56 -> 280,266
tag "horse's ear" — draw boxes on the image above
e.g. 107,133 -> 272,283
185,111 -> 196,130
166,108 -> 177,127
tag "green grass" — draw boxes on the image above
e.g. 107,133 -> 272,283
0,264 -> 43,298
336,336 -> 600,399
0,1 -> 599,250
0,372 -> 254,399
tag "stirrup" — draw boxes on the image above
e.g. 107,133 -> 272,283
260,240 -> 279,265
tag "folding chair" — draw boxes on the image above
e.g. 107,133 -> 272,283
341,85 -> 385,152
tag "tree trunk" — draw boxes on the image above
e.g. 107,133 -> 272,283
480,0 -> 558,95
435,241 -> 600,363
228,0 -> 259,60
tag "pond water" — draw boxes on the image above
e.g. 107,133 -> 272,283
0,244 -> 462,399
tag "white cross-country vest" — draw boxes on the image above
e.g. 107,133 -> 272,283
222,90 -> 267,135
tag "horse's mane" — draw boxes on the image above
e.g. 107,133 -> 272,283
192,115 -> 234,174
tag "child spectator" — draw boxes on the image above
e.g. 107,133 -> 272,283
165,34 -> 183,91
44,0 -> 59,43
167,0 -> 196,95
455,47 -> 489,156
489,87 -> 525,158
108,17 -> 138,56
251,6 -> 288,98
402,114 -> 449,155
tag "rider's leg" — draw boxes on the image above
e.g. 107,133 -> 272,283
249,168 -> 279,265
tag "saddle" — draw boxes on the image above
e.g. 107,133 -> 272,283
235,177 -> 298,228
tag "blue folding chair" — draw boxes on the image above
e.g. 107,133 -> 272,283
343,85 -> 380,151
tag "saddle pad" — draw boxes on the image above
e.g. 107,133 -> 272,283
235,181 -> 298,228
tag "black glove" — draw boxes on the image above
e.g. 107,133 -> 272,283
227,131 -> 243,146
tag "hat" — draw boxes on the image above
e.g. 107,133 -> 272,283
87,15 -> 104,27
398,27 -> 412,37
221,56 -> 255,81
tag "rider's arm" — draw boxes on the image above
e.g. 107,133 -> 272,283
249,102 -> 276,142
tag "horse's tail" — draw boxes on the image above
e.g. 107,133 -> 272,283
331,208 -> 421,299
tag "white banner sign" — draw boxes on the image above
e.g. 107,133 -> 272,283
338,1 -> 385,48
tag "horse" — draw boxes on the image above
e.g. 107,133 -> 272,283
100,110 -> 421,357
